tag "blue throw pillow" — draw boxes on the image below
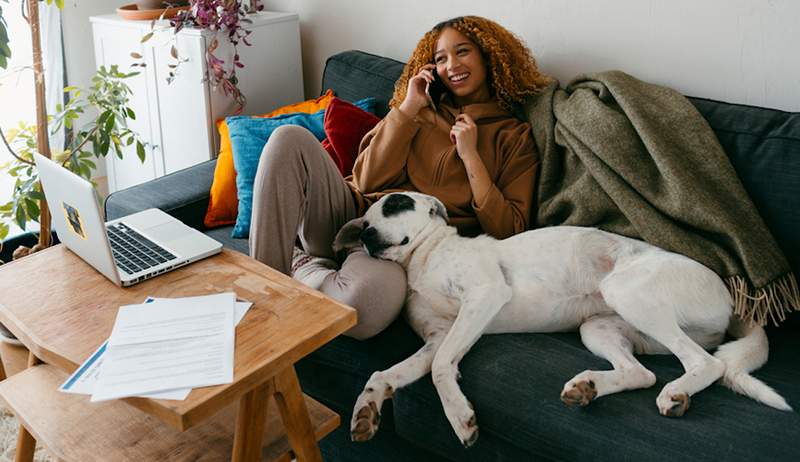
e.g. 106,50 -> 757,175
228,97 -> 377,238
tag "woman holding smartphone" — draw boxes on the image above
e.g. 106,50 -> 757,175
249,16 -> 551,339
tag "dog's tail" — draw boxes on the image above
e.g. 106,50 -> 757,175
713,316 -> 792,411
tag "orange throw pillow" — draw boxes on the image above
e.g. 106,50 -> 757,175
204,90 -> 335,228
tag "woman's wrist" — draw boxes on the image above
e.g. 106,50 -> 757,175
399,100 -> 422,119
459,148 -> 481,163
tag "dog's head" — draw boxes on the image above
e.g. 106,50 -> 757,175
333,192 -> 448,262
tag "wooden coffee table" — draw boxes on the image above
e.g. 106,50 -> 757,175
0,245 -> 357,461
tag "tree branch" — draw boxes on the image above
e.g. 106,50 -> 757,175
63,125 -> 99,166
0,125 -> 35,166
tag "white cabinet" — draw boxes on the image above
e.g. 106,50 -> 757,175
90,11 -> 303,192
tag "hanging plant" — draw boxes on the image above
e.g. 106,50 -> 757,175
139,0 -> 264,114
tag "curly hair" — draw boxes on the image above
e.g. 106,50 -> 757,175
389,16 -> 552,112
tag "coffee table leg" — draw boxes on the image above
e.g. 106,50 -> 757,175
15,353 -> 41,462
274,366 -> 323,462
232,381 -> 273,462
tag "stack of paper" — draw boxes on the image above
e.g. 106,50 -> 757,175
60,292 -> 252,401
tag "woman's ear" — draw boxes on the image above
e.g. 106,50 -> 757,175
333,218 -> 365,252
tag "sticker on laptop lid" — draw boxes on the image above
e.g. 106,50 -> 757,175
62,201 -> 88,240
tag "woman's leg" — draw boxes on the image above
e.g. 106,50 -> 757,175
249,125 -> 356,274
248,125 -> 405,339
318,249 -> 407,340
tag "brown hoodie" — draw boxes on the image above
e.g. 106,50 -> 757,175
346,101 -> 538,239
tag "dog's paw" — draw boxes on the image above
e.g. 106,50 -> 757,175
351,401 -> 381,442
657,392 -> 690,417
451,402 -> 479,448
561,380 -> 597,407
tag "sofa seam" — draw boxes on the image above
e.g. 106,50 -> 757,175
709,127 -> 800,142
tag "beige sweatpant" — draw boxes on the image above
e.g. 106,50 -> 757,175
249,125 -> 406,339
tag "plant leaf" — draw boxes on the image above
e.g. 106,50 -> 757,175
136,141 -> 145,163
140,32 -> 154,43
130,52 -> 143,59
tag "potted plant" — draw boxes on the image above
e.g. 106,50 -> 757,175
138,0 -> 264,114
0,0 -> 146,263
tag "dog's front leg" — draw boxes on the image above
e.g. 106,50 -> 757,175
432,283 -> 513,448
351,297 -> 453,443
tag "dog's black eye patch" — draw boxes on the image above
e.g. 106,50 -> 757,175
362,220 -> 369,229
399,237 -> 409,245
382,194 -> 415,217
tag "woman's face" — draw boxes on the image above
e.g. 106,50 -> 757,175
433,27 -> 491,106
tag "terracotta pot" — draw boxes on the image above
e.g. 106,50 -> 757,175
135,0 -> 164,10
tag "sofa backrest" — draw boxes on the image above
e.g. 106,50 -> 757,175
321,50 -> 800,281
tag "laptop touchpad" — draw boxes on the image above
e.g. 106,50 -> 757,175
147,221 -> 189,243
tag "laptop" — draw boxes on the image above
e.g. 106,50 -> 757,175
34,153 -> 223,286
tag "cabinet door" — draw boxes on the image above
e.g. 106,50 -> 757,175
152,33 -> 214,175
92,22 -> 160,192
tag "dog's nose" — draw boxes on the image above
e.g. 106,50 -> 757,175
360,226 -> 378,244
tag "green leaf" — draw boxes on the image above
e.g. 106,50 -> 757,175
141,32 -> 154,43
126,108 -> 136,120
14,203 -> 26,229
136,141 -> 145,163
24,198 -> 40,220
26,191 -> 45,201
0,222 -> 8,241
104,112 -> 115,132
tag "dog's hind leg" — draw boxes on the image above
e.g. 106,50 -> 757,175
351,303 -> 452,443
562,314 -> 656,407
600,255 -> 727,417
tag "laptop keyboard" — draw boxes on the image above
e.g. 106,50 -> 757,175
107,223 -> 177,274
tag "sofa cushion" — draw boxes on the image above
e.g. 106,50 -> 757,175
205,90 -> 336,229
298,318 -> 800,462
321,51 -> 405,118
321,97 -> 382,176
227,97 -> 376,238
688,98 -> 800,278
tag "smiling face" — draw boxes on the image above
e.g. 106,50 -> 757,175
333,193 -> 448,264
433,27 -> 491,106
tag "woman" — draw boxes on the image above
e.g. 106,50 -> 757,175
248,16 -> 550,339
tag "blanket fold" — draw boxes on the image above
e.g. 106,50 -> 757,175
525,71 -> 799,326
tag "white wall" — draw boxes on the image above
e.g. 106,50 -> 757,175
60,0 -> 128,188
57,1 -> 800,113
262,0 -> 800,111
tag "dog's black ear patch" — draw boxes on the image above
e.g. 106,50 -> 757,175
382,194 -> 416,217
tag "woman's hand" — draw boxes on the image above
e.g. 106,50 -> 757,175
450,113 -> 479,160
399,64 -> 436,118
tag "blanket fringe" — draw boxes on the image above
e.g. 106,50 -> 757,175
726,273 -> 800,327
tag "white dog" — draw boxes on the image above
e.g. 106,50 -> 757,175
333,192 -> 793,447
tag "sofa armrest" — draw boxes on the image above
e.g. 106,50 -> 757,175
104,159 -> 217,231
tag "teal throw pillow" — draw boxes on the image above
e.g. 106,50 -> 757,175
228,97 -> 377,238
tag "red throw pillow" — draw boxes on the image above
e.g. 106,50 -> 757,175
322,97 -> 381,176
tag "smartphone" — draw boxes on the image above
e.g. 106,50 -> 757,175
426,70 -> 447,111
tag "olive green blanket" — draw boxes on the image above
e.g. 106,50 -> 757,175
525,71 -> 799,326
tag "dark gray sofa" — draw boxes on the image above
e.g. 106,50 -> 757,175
105,50 -> 800,461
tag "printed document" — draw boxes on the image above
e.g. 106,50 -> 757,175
60,296 -> 251,400
89,292 -> 236,402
